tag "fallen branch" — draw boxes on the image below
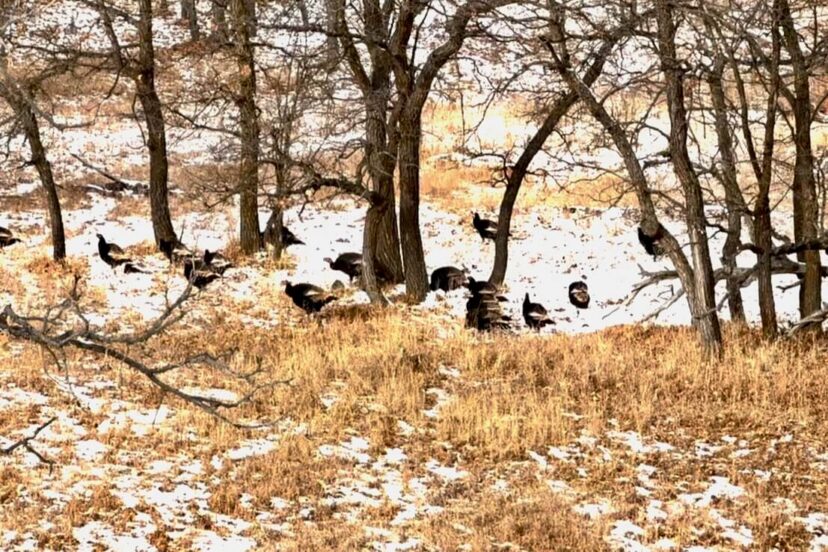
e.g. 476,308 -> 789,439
0,281 -> 287,428
1,417 -> 57,469
786,307 -> 828,337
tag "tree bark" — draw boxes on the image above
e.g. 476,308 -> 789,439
708,58 -> 746,323
138,0 -> 177,246
779,0 -> 822,327
181,0 -> 200,41
655,0 -> 723,358
211,0 -> 228,41
397,112 -> 429,301
489,35 -> 617,286
15,99 -> 65,261
231,0 -> 260,254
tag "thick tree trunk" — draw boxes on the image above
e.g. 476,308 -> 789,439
397,113 -> 429,301
138,0 -> 177,247
181,0 -> 200,41
656,0 -> 723,358
365,101 -> 403,284
779,0 -> 822,326
708,59 -> 746,323
231,0 -> 260,254
19,101 -> 65,261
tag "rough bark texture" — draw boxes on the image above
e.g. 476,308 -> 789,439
231,0 -> 260,254
330,0 -> 405,295
779,0 -> 822,326
138,0 -> 177,246
708,59 -> 746,323
655,0 -> 723,358
397,113 -> 429,301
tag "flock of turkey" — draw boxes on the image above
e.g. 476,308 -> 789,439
0,209 -> 673,332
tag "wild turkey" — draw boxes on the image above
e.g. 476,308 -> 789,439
96,234 -> 133,268
0,226 -> 21,248
159,238 -> 196,264
283,281 -> 337,314
466,277 -> 507,301
430,266 -> 467,292
203,249 -> 233,275
472,212 -> 498,242
568,281 -> 590,311
638,224 -> 666,258
465,292 -> 511,331
523,293 -> 553,330
183,259 -> 220,289
324,252 -> 363,282
281,226 -> 304,247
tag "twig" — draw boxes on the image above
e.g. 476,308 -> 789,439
1,417 -> 57,470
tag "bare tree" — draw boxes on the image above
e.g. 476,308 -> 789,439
0,3 -> 66,261
95,0 -> 178,247
390,0 -> 513,301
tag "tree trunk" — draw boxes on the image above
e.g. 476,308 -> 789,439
263,206 -> 283,260
138,0 -> 177,247
19,101 -> 65,261
779,0 -> 822,327
397,112 -> 429,301
753,0 -> 783,339
365,100 -> 404,284
655,0 -> 723,358
231,0 -> 260,254
490,35 -> 616,286
181,0 -> 200,41
708,59 -> 747,323
211,0 -> 228,41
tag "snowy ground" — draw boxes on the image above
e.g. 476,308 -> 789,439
2,190 -> 828,551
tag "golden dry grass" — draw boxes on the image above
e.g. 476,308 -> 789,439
3,288 -> 828,548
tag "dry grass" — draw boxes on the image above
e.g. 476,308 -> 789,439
3,291 -> 828,548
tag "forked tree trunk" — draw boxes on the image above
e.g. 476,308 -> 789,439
231,0 -> 260,254
138,0 -> 177,246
